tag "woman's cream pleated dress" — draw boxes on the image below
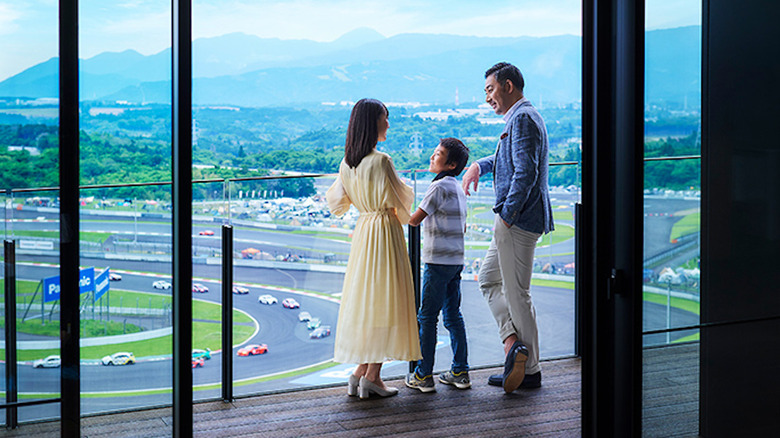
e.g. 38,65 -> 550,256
326,151 -> 422,364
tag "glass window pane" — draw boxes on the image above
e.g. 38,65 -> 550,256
191,0 -> 582,395
643,1 -> 702,436
3,189 -> 62,424
190,180 -> 226,401
78,0 -> 172,417
225,176 -> 348,396
0,2 -> 60,425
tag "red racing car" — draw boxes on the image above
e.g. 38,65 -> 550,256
237,344 -> 268,356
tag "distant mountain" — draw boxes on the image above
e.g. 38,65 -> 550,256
328,27 -> 386,50
82,50 -> 147,76
0,57 -> 59,99
95,34 -> 580,107
0,26 -> 700,107
645,25 -> 701,107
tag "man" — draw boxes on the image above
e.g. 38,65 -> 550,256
462,62 -> 554,393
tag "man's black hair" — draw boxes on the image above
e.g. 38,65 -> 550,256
485,62 -> 525,93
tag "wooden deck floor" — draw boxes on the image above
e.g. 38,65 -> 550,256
642,343 -> 699,437
5,358 -> 581,437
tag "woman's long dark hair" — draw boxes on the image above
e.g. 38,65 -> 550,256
344,98 -> 388,168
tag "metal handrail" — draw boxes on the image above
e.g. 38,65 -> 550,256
227,173 -> 333,182
643,155 -> 700,162
2,155 -> 701,194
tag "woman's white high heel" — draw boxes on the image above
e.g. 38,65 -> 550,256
347,374 -> 360,397
358,376 -> 399,399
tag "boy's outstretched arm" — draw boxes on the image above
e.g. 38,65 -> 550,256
408,207 -> 428,227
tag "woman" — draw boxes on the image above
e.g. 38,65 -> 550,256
326,98 -> 421,399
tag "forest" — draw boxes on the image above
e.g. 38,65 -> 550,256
0,102 -> 700,195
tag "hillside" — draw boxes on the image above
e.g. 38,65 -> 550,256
0,26 -> 700,107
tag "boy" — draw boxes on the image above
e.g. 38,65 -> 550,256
405,137 -> 471,392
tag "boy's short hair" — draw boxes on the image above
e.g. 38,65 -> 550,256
439,137 -> 470,176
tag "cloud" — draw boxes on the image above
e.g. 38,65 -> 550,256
418,6 -> 582,37
646,0 -> 702,30
192,0 -> 407,41
0,3 -> 23,35
0,0 -> 699,81
79,4 -> 171,57
0,2 -> 59,81
190,0 -> 582,41
117,0 -> 150,8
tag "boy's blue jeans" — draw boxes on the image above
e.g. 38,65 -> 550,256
414,263 -> 469,377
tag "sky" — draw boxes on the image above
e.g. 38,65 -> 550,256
0,0 -> 701,82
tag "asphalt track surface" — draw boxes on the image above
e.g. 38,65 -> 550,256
6,191 -> 697,272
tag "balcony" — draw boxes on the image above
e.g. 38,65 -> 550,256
1,170 -> 577,418
2,163 -> 700,436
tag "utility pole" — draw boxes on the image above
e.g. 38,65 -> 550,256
133,198 -> 138,244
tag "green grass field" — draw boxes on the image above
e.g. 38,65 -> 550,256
0,318 -> 143,338
643,292 -> 700,315
8,286 -> 255,325
466,222 -> 575,250
538,251 -> 575,258
99,289 -> 172,310
193,299 -> 253,323
9,230 -> 112,243
673,332 -> 700,343
467,204 -> 492,222
531,278 -> 575,290
4,286 -> 253,325
235,225 -> 351,242
539,223 -> 575,247
669,212 -> 700,242
0,279 -> 40,303
553,210 -> 574,221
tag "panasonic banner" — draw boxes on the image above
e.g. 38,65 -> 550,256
42,275 -> 61,303
94,268 -> 110,302
42,266 -> 97,303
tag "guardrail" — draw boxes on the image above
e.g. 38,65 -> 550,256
643,232 -> 700,268
0,327 -> 172,350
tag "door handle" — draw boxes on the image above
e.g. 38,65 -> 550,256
608,268 -> 625,299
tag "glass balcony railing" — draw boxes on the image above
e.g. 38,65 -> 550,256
1,161 -> 581,422
642,155 -> 701,347
1,154 -> 702,424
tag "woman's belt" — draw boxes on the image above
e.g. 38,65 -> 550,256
360,208 -> 394,217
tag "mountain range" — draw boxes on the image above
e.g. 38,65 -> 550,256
0,26 -> 700,107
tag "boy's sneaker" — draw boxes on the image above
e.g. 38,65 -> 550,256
405,372 -> 436,393
438,370 -> 471,389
